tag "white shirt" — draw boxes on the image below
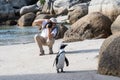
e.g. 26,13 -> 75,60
40,27 -> 57,38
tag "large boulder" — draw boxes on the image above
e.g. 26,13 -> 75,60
0,4 -> 16,20
63,12 -> 112,42
6,0 -> 27,8
89,0 -> 120,22
20,4 -> 40,15
98,33 -> 120,76
111,15 -> 120,34
56,24 -> 68,39
25,0 -> 38,5
0,0 -> 38,25
5,20 -> 17,25
68,3 -> 88,24
18,12 -> 36,27
42,0 -> 55,15
0,0 -> 26,20
53,0 -> 80,15
4,0 -> 38,8
36,1 -> 43,10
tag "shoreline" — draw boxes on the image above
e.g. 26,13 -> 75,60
0,39 -> 120,80
0,41 -> 34,46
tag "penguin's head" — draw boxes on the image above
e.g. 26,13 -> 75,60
60,44 -> 68,49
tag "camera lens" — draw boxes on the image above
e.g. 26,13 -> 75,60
47,22 -> 53,28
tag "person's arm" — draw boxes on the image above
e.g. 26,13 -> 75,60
47,25 -> 54,40
33,19 -> 48,25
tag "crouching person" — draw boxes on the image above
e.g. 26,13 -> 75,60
34,18 -> 58,56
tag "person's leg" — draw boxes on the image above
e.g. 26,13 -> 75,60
34,34 -> 46,55
46,38 -> 55,54
49,45 -> 53,54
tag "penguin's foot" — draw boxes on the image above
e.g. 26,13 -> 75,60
61,69 -> 65,73
57,69 -> 60,73
57,69 -> 65,73
57,71 -> 60,73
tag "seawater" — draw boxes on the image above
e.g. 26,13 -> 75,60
0,25 -> 39,46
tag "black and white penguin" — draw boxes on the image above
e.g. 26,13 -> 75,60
53,44 -> 69,73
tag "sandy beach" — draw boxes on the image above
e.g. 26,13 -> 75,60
0,39 -> 120,80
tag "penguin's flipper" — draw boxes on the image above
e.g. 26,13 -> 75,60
55,55 -> 59,65
65,57 -> 69,66
53,54 -> 60,66
53,54 -> 58,66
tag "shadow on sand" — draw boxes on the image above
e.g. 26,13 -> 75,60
44,48 -> 99,56
0,70 -> 119,80
65,49 -> 99,54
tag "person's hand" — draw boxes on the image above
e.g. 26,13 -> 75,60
46,22 -> 53,28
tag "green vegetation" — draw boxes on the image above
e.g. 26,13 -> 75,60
39,0 -> 45,5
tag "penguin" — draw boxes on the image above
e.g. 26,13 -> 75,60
53,44 -> 69,73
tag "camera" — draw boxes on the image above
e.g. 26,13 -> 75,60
47,22 -> 53,28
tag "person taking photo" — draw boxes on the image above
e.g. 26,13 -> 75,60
34,18 -> 58,56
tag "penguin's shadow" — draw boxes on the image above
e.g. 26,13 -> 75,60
65,49 -> 99,54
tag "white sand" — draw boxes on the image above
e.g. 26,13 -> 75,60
0,39 -> 120,80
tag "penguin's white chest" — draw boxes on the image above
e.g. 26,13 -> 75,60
57,53 -> 65,69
